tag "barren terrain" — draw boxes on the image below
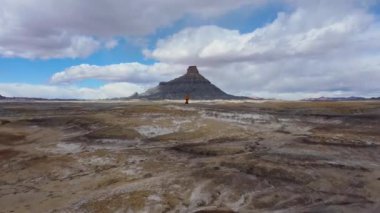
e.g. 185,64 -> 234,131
0,100 -> 380,212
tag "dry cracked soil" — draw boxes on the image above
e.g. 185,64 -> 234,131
0,100 -> 380,213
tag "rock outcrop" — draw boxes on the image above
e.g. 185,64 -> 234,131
137,66 -> 247,100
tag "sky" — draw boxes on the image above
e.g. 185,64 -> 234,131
0,0 -> 380,100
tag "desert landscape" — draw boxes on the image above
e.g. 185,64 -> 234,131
0,100 -> 379,212
2,0 -> 380,212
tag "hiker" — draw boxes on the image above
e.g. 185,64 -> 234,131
185,94 -> 190,104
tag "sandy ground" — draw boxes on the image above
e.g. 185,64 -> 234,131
0,100 -> 380,213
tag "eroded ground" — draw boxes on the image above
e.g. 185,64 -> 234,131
0,100 -> 380,212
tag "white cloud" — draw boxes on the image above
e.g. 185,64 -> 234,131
0,0 -> 263,59
50,62 -> 184,84
144,8 -> 378,65
143,26 -> 244,65
0,82 -> 147,99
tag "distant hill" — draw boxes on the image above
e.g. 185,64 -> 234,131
303,96 -> 380,101
134,66 -> 249,100
0,94 -> 5,99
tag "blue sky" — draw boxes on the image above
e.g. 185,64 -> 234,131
1,0 -> 380,99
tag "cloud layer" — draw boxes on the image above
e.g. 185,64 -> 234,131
0,0 -> 262,59
0,82 -> 147,99
47,0 -> 380,99
1,0 -> 379,99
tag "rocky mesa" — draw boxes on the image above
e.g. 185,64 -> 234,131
136,66 -> 248,100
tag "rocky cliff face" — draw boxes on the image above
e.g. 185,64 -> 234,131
138,66 -> 246,100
